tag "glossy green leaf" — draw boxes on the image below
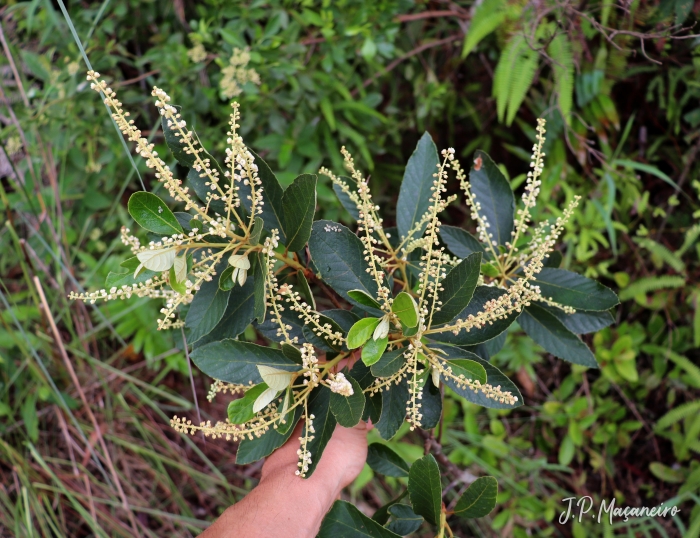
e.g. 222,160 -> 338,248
397,132 -> 439,241
303,386 -> 337,477
469,151 -> 514,246
429,286 -> 521,346
431,252 -> 482,326
251,252 -> 267,323
519,303 -> 599,368
420,380 -> 442,429
195,277 -> 255,347
439,225 -> 485,259
296,270 -> 316,309
407,454 -> 442,525
227,384 -> 268,424
329,376 -> 365,427
540,303 -> 615,334
347,318 -> 380,349
387,504 -> 423,536
391,292 -> 419,328
185,275 -> 231,343
127,192 -> 183,236
376,377 -> 408,440
282,174 -> 317,252
348,289 -> 383,310
240,149 -> 286,243
531,268 -> 619,311
454,476 -> 498,518
236,407 -> 301,465
319,501 -> 401,538
372,491 -> 409,526
331,174 -> 360,221
106,256 -> 157,288
362,336 -> 388,366
249,216 -> 264,245
190,340 -> 300,385
309,220 -> 380,312
432,345 -> 523,409
371,349 -> 406,378
218,266 -> 235,291
366,443 -> 410,477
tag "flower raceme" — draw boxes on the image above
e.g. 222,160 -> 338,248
72,74 -> 618,479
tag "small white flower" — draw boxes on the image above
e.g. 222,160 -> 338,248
328,372 -> 354,397
373,315 -> 390,341
228,252 -> 251,286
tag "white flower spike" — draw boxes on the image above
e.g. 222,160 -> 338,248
228,252 -> 251,286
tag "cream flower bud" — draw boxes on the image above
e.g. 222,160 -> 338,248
373,315 -> 390,341
328,373 -> 354,397
228,253 -> 250,287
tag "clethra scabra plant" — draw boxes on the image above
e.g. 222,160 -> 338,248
71,72 -> 618,483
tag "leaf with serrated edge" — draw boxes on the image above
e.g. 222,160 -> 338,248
282,174 -> 317,252
431,252 -> 482,326
469,151 -> 514,246
318,501 -> 401,538
397,132 -> 439,241
371,349 -> 406,378
454,476 -> 498,518
408,454 -> 442,525
347,317 -> 380,349
392,292 -> 419,328
366,443 -> 409,477
128,192 -> 183,236
329,376 -> 364,427
519,303 -> 599,368
531,268 -> 619,311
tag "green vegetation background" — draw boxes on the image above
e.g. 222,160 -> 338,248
1,1 -> 699,536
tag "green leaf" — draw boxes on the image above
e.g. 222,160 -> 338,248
420,380 -> 442,429
185,274 -> 232,343
540,303 -> 615,334
330,174 -> 360,221
227,384 -> 268,424
276,389 -> 296,435
531,268 -> 619,311
371,349 -> 406,378
439,226 -> 485,259
396,132 -> 440,242
190,340 -> 300,385
348,290 -> 383,310
281,343 -> 303,364
282,174 -> 317,252
469,151 -> 514,246
614,159 -> 682,192
454,476 -> 498,518
303,313 -> 346,352
372,491 -> 409,525
430,286 -> 520,346
392,292 -> 419,328
351,360 -> 383,424
362,336 -> 389,366
236,407 -> 301,465
240,150 -> 287,243
432,345 -> 523,409
407,454 -> 442,525
303,386 -> 337,477
195,277 -> 255,347
519,304 -> 599,368
462,0 -> 506,58
387,504 -> 424,536
250,216 -> 264,245
187,168 -> 228,216
558,434 -> 575,466
127,192 -> 183,236
441,358 -> 487,386
309,220 -> 380,311
431,252 -> 482,326
319,501 -> 401,538
106,256 -> 157,288
218,266 -> 235,291
251,252 -> 267,323
329,376 -> 365,427
347,318 -> 380,349
366,443 -> 410,477
376,377 -> 408,440
296,270 -> 316,309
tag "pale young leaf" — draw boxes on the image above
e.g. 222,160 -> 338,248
257,364 -> 294,391
135,248 -> 176,276
253,386 -> 280,413
173,254 -> 187,283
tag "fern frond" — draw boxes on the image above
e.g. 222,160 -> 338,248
679,223 -> 700,256
635,237 -> 686,273
656,400 -> 700,431
618,275 -> 686,301
462,0 -> 506,58
547,34 -> 574,122
496,34 -> 539,126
